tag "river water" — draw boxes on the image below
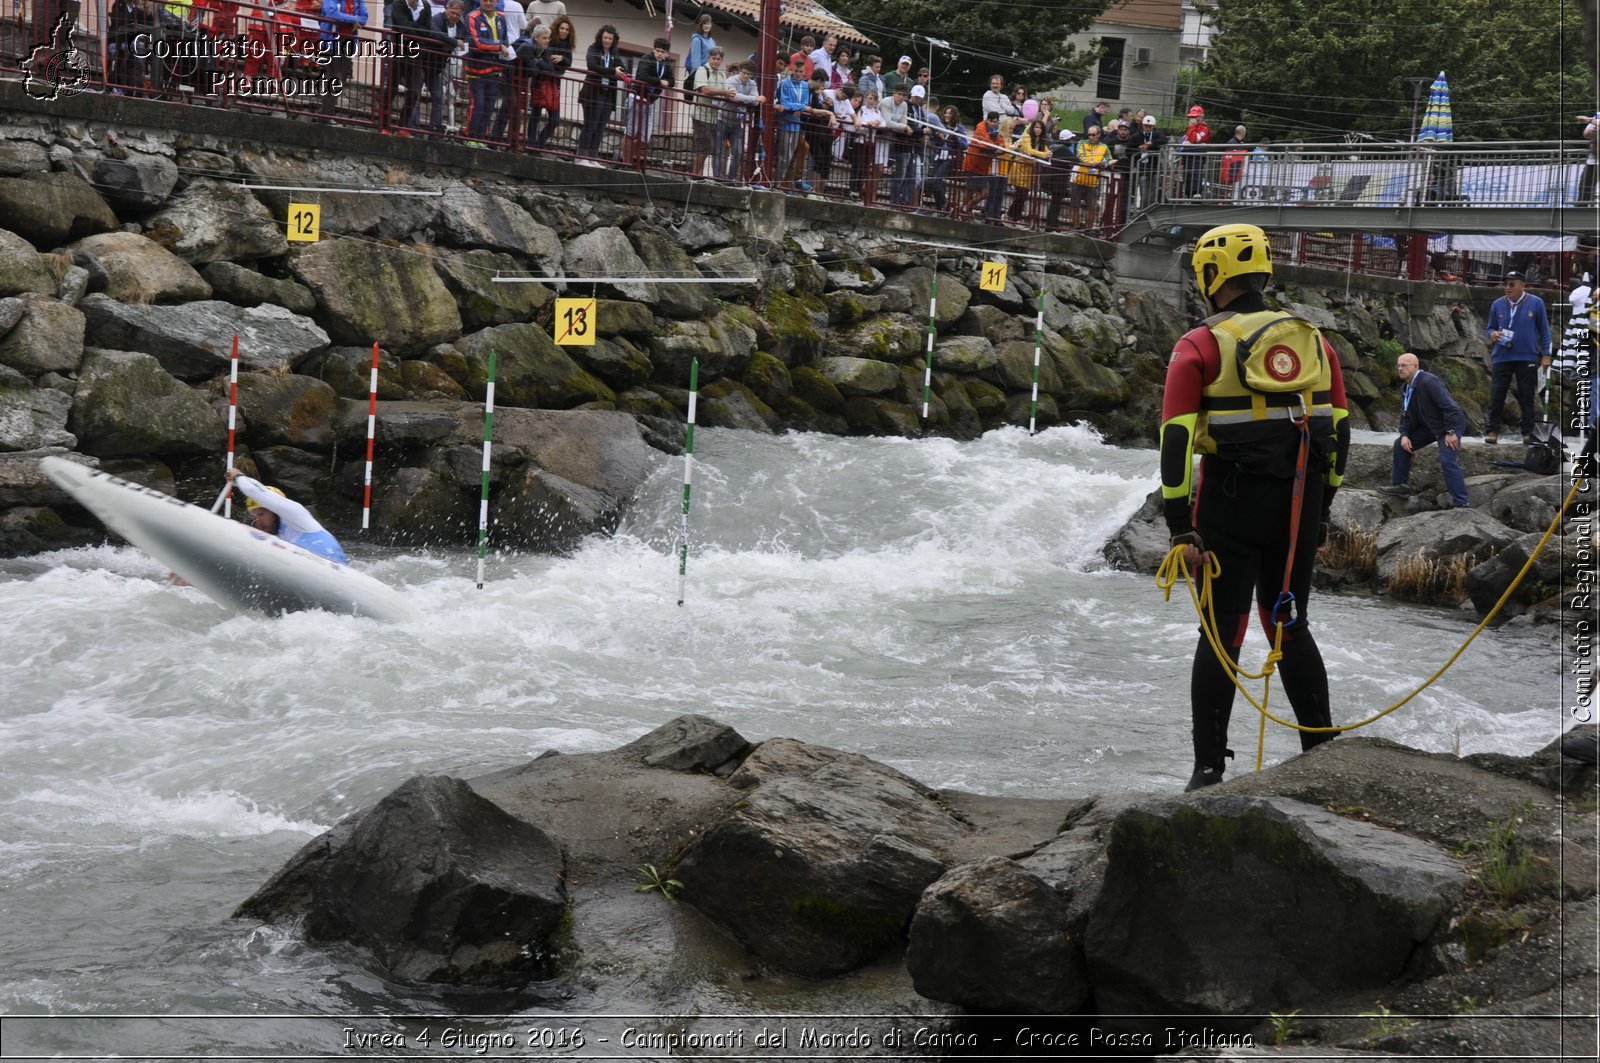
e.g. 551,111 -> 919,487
0,426 -> 1569,1055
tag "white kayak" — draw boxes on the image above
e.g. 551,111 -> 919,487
41,456 -> 420,622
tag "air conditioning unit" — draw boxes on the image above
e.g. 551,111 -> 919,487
1133,47 -> 1152,65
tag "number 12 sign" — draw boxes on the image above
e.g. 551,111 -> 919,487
554,298 -> 597,346
286,203 -> 321,243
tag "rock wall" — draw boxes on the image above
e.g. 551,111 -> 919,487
0,102 -> 1574,557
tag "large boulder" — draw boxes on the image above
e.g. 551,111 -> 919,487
907,856 -> 1089,1014
673,738 -> 971,978
452,323 -> 614,409
69,349 -> 226,457
308,346 -> 407,401
0,171 -> 118,248
289,238 -> 462,356
235,373 -> 343,449
488,407 -> 655,504
1045,333 -> 1131,410
893,268 -> 971,330
144,180 -> 287,263
369,466 -> 473,544
92,152 -> 179,210
200,261 -> 318,316
1463,529 -> 1568,614
494,464 -> 624,552
65,232 -> 212,304
645,317 -> 753,384
234,774 -> 567,985
234,152 -> 439,240
627,221 -> 708,318
1374,507 -> 1521,582
0,293 -> 85,376
0,228 -> 57,297
0,366 -> 75,452
432,189 -> 563,271
814,356 -> 900,397
562,227 -> 657,303
79,295 -> 329,380
1083,794 -> 1465,1021
431,249 -> 554,330
834,313 -> 925,363
931,335 -> 997,374
0,140 -> 49,177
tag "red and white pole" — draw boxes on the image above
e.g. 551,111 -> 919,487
224,334 -> 240,517
362,341 -> 379,531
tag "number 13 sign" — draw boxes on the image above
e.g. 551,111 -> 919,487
554,298 -> 597,346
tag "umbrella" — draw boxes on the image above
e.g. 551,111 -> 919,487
1416,71 -> 1452,142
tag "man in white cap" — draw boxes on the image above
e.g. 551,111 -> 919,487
882,53 -> 913,97
1045,127 -> 1077,227
893,82 -> 936,207
1133,112 -> 1167,209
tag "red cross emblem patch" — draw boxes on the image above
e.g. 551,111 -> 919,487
1265,344 -> 1301,382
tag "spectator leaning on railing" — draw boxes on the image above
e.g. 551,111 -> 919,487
425,0 -> 467,135
318,0 -> 367,118
576,22 -> 622,162
725,60 -> 763,182
387,0 -> 435,132
689,46 -> 730,178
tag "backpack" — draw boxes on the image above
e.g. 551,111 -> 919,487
1211,311 -> 1327,398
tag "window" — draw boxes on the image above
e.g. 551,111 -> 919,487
1096,37 -> 1124,100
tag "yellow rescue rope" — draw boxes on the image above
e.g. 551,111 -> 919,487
1155,475 -> 1585,770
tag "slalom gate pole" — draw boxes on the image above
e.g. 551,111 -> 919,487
921,255 -> 937,419
224,334 -> 239,516
677,358 -> 699,607
475,349 -> 497,589
1028,290 -> 1044,434
362,341 -> 378,531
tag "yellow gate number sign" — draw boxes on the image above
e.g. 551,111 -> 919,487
554,298 -> 597,346
286,203 -> 321,243
979,261 -> 1008,292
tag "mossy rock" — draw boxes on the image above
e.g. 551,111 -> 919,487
1006,391 -> 1059,428
235,372 -> 343,450
595,299 -> 656,338
964,378 -> 1007,421
401,359 -> 469,400
1044,332 -> 1130,410
615,386 -> 679,420
453,322 -> 616,409
842,396 -> 921,437
700,378 -> 779,433
762,290 -> 826,361
791,364 -> 846,414
310,346 -> 406,401
772,393 -> 848,434
570,335 -> 653,391
741,350 -> 792,407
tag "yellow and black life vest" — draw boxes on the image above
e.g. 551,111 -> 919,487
1196,309 -> 1336,475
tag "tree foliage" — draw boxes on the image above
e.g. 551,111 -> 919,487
1191,0 -> 1591,142
820,0 -> 1105,122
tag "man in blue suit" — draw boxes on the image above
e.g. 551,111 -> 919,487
1382,351 -> 1469,507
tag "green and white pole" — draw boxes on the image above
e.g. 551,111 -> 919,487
677,358 -> 699,606
1028,290 -> 1044,434
475,348 -> 497,589
921,257 -> 938,419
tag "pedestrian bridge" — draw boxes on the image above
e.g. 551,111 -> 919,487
1119,141 -> 1594,246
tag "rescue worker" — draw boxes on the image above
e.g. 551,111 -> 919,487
1159,223 -> 1350,791
225,468 -> 349,564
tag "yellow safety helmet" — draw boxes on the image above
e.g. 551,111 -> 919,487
244,485 -> 287,510
1192,223 -> 1273,302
